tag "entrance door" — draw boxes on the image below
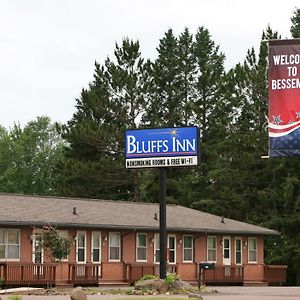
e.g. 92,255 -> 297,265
223,237 -> 231,265
168,235 -> 176,264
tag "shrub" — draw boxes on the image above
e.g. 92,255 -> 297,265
0,277 -> 4,288
165,272 -> 180,286
8,296 -> 22,300
138,274 -> 159,282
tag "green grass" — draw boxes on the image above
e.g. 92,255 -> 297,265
115,298 -> 198,300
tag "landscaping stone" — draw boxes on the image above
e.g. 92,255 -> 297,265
172,279 -> 194,291
70,287 -> 87,300
134,278 -> 168,293
188,292 -> 203,299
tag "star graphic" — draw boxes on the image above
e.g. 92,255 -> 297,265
169,129 -> 179,137
273,115 -> 283,125
296,112 -> 300,118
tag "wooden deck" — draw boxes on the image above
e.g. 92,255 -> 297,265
264,265 -> 287,285
0,262 -> 56,286
68,263 -> 101,285
203,266 -> 244,284
124,263 -> 177,283
0,262 -> 287,286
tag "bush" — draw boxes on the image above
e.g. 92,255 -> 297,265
165,272 -> 180,286
8,296 -> 22,300
138,274 -> 159,282
0,277 -> 4,288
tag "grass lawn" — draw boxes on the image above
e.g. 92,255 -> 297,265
115,298 -> 199,300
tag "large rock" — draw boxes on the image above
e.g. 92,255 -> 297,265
172,279 -> 194,291
135,278 -> 168,293
70,287 -> 87,300
188,293 -> 203,299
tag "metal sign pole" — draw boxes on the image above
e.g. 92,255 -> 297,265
159,167 -> 167,279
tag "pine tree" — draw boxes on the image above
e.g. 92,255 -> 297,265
144,29 -> 182,127
291,8 -> 300,38
60,39 -> 150,201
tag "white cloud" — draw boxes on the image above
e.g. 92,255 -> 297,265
0,0 -> 298,128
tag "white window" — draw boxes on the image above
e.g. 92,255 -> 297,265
92,231 -> 101,263
136,233 -> 147,262
168,235 -> 176,264
183,235 -> 193,262
207,236 -> 217,262
109,232 -> 120,261
154,233 -> 160,263
0,228 -> 20,261
76,231 -> 86,263
248,237 -> 257,263
32,233 -> 43,263
223,237 -> 231,265
235,238 -> 242,265
59,230 -> 69,261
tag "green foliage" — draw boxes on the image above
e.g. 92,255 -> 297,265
291,8 -> 300,38
8,296 -> 22,300
138,274 -> 158,282
0,276 -> 4,288
0,116 -> 64,195
165,272 -> 180,286
33,225 -> 72,262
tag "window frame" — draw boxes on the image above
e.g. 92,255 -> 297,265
92,231 -> 101,263
207,236 -> 217,263
76,231 -> 86,263
248,237 -> 257,263
235,237 -> 242,265
59,230 -> 69,262
154,233 -> 160,264
109,232 -> 121,262
0,228 -> 20,262
168,234 -> 176,264
183,235 -> 193,263
136,233 -> 147,262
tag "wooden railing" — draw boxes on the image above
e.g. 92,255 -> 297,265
203,266 -> 244,284
0,262 -> 56,286
264,265 -> 287,285
124,263 -> 177,283
68,263 -> 101,285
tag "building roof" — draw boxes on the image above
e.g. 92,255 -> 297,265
0,193 -> 278,235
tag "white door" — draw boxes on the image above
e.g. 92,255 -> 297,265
154,233 -> 160,263
223,237 -> 231,265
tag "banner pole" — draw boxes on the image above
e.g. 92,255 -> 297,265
159,167 -> 167,279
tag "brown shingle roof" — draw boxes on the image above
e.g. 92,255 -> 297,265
0,194 -> 278,235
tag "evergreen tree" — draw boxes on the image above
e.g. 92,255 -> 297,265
60,39 -> 150,201
291,8 -> 300,38
145,29 -> 183,127
191,26 -> 234,213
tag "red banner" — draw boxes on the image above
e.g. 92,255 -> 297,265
268,39 -> 300,157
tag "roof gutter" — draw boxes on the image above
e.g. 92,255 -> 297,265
0,221 -> 280,236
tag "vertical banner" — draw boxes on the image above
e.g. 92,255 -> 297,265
269,39 -> 300,157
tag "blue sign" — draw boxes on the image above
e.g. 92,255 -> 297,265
125,127 -> 199,168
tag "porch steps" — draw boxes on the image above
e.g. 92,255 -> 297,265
243,281 -> 269,287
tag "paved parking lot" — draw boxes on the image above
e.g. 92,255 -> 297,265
202,286 -> 300,300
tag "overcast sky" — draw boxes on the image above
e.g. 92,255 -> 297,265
0,0 -> 299,129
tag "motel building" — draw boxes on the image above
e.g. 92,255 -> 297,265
0,194 -> 287,287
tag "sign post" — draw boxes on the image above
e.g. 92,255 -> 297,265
125,127 -> 199,279
159,167 -> 167,279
